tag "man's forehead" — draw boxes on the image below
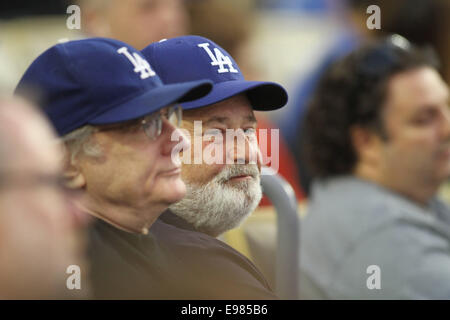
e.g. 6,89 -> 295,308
0,99 -> 61,172
387,67 -> 448,111
182,95 -> 255,123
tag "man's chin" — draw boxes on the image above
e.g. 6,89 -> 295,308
157,180 -> 187,204
433,160 -> 450,182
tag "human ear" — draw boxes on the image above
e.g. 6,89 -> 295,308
61,146 -> 86,190
351,126 -> 382,164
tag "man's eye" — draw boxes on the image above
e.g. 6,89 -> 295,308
412,110 -> 438,125
244,128 -> 257,138
203,129 -> 224,141
412,115 -> 428,124
204,128 -> 222,135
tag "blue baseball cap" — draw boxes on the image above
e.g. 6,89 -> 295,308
141,35 -> 288,111
15,37 -> 213,136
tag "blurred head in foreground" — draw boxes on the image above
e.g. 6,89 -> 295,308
0,96 -> 89,299
304,35 -> 450,205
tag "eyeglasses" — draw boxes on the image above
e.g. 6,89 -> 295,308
141,104 -> 182,140
0,172 -> 78,196
96,104 -> 182,141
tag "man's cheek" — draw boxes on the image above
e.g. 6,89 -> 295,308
182,163 -> 223,184
252,142 -> 262,172
202,140 -> 226,165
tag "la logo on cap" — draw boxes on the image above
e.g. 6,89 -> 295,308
117,47 -> 156,79
198,43 -> 238,74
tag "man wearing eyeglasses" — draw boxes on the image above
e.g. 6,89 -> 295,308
15,38 -> 215,299
299,36 -> 450,299
15,37 -> 282,299
0,96 -> 89,299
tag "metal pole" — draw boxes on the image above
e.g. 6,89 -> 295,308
260,167 -> 300,299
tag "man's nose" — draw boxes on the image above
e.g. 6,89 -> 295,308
226,129 -> 259,165
160,118 -> 190,157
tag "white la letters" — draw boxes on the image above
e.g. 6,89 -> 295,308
198,43 -> 238,74
117,47 -> 156,79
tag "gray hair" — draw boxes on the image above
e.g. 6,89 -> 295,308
61,125 -> 102,162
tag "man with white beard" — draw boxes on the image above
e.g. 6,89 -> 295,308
169,93 -> 263,237
141,36 -> 288,298
142,36 -> 287,237
170,160 -> 262,237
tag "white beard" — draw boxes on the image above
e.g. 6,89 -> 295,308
169,164 -> 262,237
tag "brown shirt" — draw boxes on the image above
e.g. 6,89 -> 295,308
87,211 -> 277,299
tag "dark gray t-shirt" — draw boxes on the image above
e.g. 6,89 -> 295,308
300,176 -> 450,299
87,213 -> 276,299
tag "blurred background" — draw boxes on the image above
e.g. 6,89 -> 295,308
3,0 -> 447,97
0,0 -> 345,92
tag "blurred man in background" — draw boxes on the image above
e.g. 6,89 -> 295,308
278,0 -> 450,196
0,96 -> 89,299
300,36 -> 450,299
78,0 -> 189,50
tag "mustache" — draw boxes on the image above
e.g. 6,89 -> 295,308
215,164 -> 260,183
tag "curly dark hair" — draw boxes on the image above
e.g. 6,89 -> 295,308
302,36 -> 440,179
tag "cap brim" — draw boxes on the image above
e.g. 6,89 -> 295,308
89,79 -> 212,125
180,80 -> 288,111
